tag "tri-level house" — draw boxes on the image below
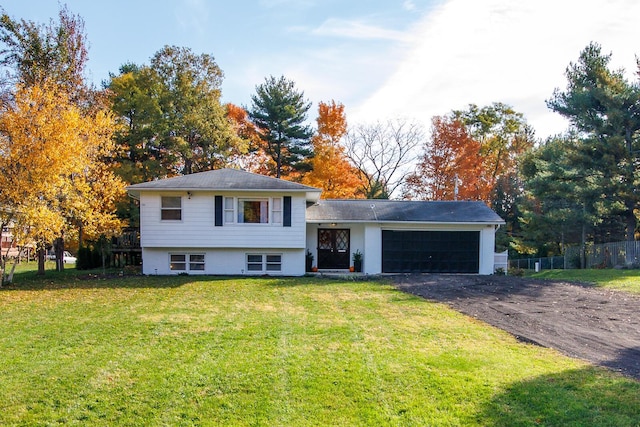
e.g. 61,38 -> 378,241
127,168 -> 504,276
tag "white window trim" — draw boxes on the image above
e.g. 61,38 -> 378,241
224,196 -> 235,224
170,253 -> 205,273
161,196 -> 182,221
245,253 -> 282,273
223,197 -> 283,226
272,197 -> 282,224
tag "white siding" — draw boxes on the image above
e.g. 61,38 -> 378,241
479,226 -> 496,275
363,224 -> 382,275
305,223 -> 366,271
305,222 -> 498,275
139,191 -> 307,249
142,247 -> 305,276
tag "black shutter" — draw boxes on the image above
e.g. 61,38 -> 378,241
214,196 -> 223,226
283,196 -> 292,227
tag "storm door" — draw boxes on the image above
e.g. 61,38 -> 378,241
317,229 -> 350,269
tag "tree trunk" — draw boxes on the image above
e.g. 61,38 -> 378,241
0,221 -> 7,284
78,224 -> 84,249
625,208 -> 636,242
55,235 -> 65,272
276,141 -> 282,178
625,207 -> 636,264
6,254 -> 19,284
37,246 -> 45,276
580,205 -> 587,269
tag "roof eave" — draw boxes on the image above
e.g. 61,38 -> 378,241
126,187 -> 322,202
305,219 -> 505,225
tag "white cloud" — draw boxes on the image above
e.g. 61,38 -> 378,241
258,0 -> 315,8
175,0 -> 210,36
312,18 -> 414,42
352,0 -> 640,139
403,1 -> 417,12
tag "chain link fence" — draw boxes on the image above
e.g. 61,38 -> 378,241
509,240 -> 640,270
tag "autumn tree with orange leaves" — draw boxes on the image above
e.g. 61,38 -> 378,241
225,103 -> 271,174
302,101 -> 363,199
406,104 -> 534,203
404,116 -> 489,201
405,103 -> 534,252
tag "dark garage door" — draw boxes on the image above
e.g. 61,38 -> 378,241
382,230 -> 480,273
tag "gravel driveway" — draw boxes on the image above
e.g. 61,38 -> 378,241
393,274 -> 640,380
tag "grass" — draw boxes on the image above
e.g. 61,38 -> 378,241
530,268 -> 640,294
0,266 -> 639,426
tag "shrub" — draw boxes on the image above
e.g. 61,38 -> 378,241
508,267 -> 525,277
76,247 -> 93,270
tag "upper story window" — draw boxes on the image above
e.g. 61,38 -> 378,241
224,197 -> 235,223
272,198 -> 282,224
221,197 -> 285,225
161,196 -> 182,220
238,199 -> 269,224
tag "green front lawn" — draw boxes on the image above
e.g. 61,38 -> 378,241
1,271 -> 638,426
531,268 -> 640,294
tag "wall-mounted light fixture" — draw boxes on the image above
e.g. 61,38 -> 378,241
187,191 -> 192,199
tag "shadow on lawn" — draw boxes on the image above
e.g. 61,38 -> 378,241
0,269 -> 233,291
474,366 -> 640,426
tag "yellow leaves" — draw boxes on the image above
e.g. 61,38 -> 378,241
0,83 -> 83,196
0,80 -> 125,245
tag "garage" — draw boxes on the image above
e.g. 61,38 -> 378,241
306,199 -> 502,275
382,230 -> 480,273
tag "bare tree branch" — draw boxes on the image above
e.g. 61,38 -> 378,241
345,118 -> 423,198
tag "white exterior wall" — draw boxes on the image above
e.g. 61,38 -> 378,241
142,247 -> 305,276
305,223 -> 366,271
363,224 -> 382,275
139,191 -> 307,249
138,190 -> 308,276
138,189 -> 499,276
479,226 -> 497,275
305,222 -> 498,275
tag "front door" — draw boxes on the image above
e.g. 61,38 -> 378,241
317,229 -> 350,269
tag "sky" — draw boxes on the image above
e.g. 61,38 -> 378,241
3,0 -> 640,140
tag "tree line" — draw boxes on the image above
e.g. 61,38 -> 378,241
0,5 -> 638,282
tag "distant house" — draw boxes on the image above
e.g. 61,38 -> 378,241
127,169 -> 504,276
1,224 -> 19,258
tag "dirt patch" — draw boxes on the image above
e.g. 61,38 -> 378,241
393,274 -> 640,380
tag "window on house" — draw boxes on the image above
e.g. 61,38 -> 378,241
266,254 -> 282,271
224,197 -> 235,223
161,196 -> 182,220
170,254 -> 186,270
272,198 -> 282,224
238,199 -> 269,223
170,253 -> 205,272
247,254 -> 263,271
246,254 -> 282,272
189,254 -> 205,270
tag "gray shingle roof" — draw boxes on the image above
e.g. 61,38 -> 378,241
127,168 -> 321,193
306,199 -> 504,224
